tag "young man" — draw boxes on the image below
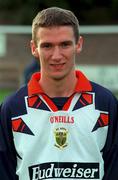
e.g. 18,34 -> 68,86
0,7 -> 118,180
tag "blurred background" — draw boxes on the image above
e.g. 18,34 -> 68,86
0,0 -> 118,101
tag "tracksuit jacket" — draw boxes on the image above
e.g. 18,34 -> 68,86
0,70 -> 118,180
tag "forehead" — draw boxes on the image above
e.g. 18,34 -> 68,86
36,26 -> 75,43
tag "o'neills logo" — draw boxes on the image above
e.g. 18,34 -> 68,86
29,162 -> 99,180
50,115 -> 74,124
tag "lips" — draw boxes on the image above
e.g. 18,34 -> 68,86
50,63 -> 65,70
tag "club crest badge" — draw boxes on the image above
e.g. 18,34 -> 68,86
54,127 -> 68,149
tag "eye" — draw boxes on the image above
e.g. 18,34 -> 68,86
40,43 -> 52,49
60,41 -> 72,48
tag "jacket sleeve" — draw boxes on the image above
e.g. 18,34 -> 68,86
0,103 -> 18,180
103,97 -> 118,180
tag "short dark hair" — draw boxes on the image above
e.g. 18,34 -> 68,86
32,7 -> 80,45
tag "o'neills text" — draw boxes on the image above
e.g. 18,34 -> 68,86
29,162 -> 99,180
50,115 -> 74,124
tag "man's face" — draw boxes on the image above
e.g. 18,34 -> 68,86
31,26 -> 83,80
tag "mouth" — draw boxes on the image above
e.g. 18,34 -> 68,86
50,63 -> 65,70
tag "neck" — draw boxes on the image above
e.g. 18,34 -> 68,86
39,72 -> 77,97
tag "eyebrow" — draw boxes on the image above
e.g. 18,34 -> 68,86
40,40 -> 73,47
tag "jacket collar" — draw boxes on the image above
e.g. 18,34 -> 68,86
28,70 -> 92,96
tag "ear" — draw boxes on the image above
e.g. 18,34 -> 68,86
76,36 -> 83,53
30,40 -> 39,58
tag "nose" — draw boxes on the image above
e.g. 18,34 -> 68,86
52,46 -> 62,60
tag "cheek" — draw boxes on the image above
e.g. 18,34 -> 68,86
69,46 -> 76,54
68,49 -> 76,59
63,48 -> 74,58
39,53 -> 49,68
38,49 -> 49,59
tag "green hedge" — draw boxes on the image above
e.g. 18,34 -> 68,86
0,89 -> 13,103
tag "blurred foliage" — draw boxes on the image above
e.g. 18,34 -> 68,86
0,0 -> 117,25
0,89 -> 13,102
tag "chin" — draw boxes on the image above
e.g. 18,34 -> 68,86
51,72 -> 67,81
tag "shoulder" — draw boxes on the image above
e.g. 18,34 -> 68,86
91,81 -> 116,99
90,81 -> 117,111
1,85 -> 28,117
3,85 -> 28,105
